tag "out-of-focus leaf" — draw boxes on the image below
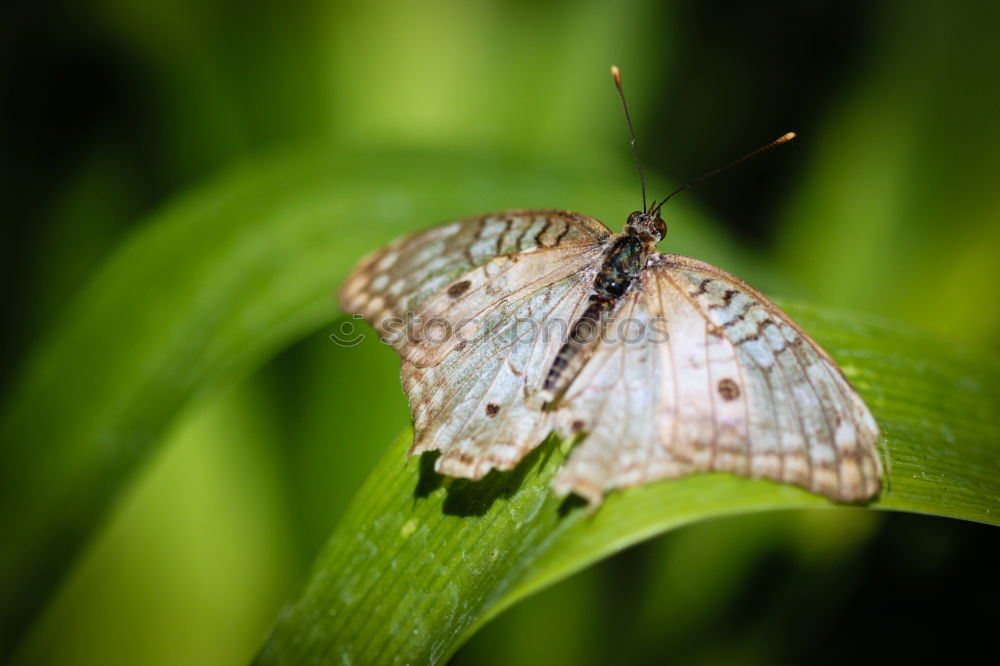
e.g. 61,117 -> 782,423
0,142 -> 749,655
13,380 -> 296,666
453,508 -> 880,666
255,305 -> 1000,665
777,0 -> 1000,347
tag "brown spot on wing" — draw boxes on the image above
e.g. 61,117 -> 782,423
485,403 -> 500,417
717,378 -> 741,401
447,280 -> 472,298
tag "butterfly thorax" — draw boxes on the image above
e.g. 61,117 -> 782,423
541,211 -> 664,406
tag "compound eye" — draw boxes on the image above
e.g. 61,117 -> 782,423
626,211 -> 644,226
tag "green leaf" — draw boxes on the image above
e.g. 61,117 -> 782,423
3,140 -> 997,663
254,306 -> 1000,665
2,143 -> 737,655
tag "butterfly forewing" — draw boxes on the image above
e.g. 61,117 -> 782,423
402,238 -> 608,368
339,209 -> 611,346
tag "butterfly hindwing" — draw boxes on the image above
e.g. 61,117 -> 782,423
552,253 -> 881,503
404,246 -> 604,478
550,280 -> 695,504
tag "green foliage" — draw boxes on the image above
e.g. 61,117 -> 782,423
3,141 -> 998,662
3,0 -> 999,664
777,2 -> 1000,347
0,146 -> 645,655
256,304 -> 999,665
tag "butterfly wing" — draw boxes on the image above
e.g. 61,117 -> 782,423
340,210 -> 612,479
552,253 -> 882,505
339,209 -> 611,348
404,249 -> 601,477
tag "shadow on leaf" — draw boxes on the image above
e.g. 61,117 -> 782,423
413,436 -> 565,517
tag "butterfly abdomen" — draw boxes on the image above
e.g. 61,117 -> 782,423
541,234 -> 654,405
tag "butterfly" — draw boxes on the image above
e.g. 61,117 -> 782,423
338,68 -> 882,507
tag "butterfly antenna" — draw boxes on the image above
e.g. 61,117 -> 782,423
611,65 -> 647,212
653,132 -> 796,214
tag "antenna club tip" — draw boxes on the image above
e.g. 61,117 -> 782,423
611,65 -> 621,84
780,131 -> 797,142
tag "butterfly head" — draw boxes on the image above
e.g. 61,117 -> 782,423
625,210 -> 666,244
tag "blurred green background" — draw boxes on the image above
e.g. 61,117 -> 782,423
2,0 -> 998,664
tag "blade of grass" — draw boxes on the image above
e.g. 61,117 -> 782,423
255,306 -> 999,665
